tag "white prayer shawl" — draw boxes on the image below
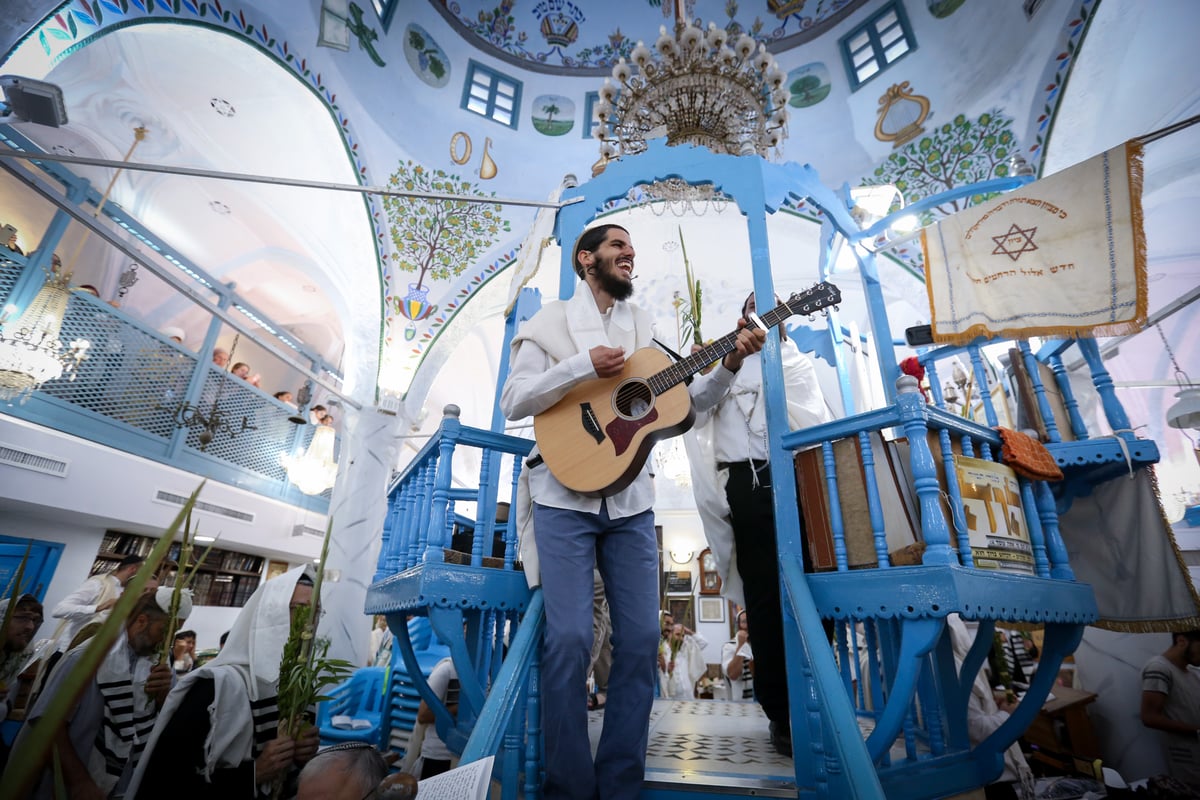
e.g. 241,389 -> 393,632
659,634 -> 708,700
511,284 -> 655,588
90,630 -> 156,794
946,615 -> 1035,799
503,180 -> 569,317
127,565 -> 314,793
687,344 -> 833,606
922,141 -> 1146,344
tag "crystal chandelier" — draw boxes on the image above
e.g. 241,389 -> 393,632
0,271 -> 90,402
595,16 -> 789,165
0,126 -> 147,403
282,424 -> 338,495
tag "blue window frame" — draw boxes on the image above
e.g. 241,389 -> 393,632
582,91 -> 601,139
461,60 -> 522,129
369,0 -> 399,32
840,2 -> 916,90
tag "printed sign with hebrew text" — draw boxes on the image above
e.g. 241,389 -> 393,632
954,456 -> 1034,575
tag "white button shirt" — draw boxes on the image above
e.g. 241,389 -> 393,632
501,309 -> 736,518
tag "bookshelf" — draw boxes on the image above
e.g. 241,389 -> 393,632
92,531 -> 264,608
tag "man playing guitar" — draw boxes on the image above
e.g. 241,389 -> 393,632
500,224 -> 763,800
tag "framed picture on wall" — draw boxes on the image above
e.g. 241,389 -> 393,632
698,596 -> 725,623
266,560 -> 290,581
666,570 -> 692,594
667,597 -> 695,631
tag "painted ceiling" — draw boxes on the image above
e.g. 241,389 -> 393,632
0,0 -> 1197,514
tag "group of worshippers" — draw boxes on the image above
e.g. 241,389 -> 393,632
0,562 -> 343,799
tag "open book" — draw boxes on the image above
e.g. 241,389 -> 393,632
417,755 -> 494,800
330,714 -> 374,730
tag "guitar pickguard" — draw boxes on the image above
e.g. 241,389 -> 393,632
578,402 -> 605,445
605,408 -> 658,457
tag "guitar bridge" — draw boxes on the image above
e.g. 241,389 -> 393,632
579,402 -> 605,445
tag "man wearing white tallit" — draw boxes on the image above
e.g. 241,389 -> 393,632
10,588 -> 185,799
49,555 -> 145,652
501,223 -> 764,800
128,566 -> 320,798
658,623 -> 708,700
687,291 -> 833,756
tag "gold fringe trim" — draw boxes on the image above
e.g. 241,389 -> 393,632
927,139 -> 1151,347
1091,465 -> 1200,633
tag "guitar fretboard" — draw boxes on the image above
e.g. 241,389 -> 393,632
646,285 -> 835,396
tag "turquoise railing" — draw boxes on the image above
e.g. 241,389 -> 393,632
0,253 -> 329,511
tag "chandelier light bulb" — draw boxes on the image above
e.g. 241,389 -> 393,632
706,23 -> 727,49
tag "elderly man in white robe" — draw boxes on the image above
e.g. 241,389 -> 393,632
658,623 -> 708,700
9,587 -> 186,799
129,565 -> 319,798
48,555 -> 145,652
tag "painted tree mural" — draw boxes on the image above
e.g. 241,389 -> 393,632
384,161 -> 510,305
865,110 -> 1018,223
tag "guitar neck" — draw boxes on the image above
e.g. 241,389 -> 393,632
650,303 -> 794,394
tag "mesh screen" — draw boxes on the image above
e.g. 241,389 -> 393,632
0,254 -> 21,302
187,366 -> 300,480
2,274 -> 315,492
43,293 -> 195,439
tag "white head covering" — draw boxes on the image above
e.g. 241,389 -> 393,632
152,586 -> 194,623
128,565 -> 315,791
162,326 -> 185,343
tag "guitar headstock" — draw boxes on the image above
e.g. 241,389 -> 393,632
783,282 -> 841,318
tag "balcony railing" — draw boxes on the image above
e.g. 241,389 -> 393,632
0,253 -> 330,511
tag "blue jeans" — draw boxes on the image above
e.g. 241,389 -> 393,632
534,502 -> 660,800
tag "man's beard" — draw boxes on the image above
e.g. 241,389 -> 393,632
592,254 -> 634,301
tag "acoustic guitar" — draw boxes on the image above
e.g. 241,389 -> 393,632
533,282 -> 841,497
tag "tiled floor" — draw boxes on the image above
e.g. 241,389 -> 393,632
589,699 -> 799,795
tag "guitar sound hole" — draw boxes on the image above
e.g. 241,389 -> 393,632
613,379 -> 654,420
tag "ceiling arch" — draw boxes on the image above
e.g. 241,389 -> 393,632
4,10 -> 388,392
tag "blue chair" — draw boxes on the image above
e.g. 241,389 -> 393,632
316,666 -> 388,745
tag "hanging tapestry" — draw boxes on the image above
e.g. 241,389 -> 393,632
921,141 -> 1147,344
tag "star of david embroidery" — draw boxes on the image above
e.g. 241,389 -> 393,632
991,223 -> 1039,261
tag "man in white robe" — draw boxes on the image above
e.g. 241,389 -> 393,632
658,623 -> 708,700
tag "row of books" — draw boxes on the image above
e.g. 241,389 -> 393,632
187,573 -> 260,607
99,532 -> 154,557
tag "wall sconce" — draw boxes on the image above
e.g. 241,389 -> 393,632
669,547 -> 694,565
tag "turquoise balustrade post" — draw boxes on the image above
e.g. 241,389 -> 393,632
398,482 -> 418,570
1019,342 -> 1062,443
1018,477 -> 1052,578
411,461 -> 434,565
1077,337 -> 1133,433
1035,480 -> 1075,580
1048,352 -> 1090,440
425,406 -> 462,563
524,637 -> 543,800
859,432 -> 891,568
822,441 -> 850,572
897,376 -> 956,564
940,430 -> 974,567
504,459 -> 523,569
968,344 -> 1000,428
